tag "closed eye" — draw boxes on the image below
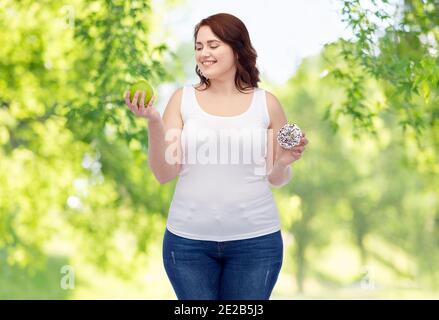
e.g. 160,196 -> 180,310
195,46 -> 219,51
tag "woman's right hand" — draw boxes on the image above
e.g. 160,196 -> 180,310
124,90 -> 161,123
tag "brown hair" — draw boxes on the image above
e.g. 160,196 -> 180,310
193,13 -> 260,93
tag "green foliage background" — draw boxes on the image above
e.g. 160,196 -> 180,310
0,0 -> 437,298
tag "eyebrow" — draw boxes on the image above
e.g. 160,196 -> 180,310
195,40 -> 221,45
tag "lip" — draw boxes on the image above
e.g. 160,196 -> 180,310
201,61 -> 217,67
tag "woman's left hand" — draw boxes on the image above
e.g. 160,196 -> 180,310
275,132 -> 309,167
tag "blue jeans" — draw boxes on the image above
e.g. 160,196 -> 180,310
162,228 -> 283,300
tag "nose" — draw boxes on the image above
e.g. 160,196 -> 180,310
200,47 -> 213,56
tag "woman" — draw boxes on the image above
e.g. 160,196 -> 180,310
125,13 -> 308,300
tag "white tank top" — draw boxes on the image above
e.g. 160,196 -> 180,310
166,84 -> 281,241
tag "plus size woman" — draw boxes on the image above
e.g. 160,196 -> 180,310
125,13 -> 308,300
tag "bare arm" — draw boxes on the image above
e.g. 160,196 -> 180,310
265,92 -> 292,188
265,91 -> 308,188
125,88 -> 183,184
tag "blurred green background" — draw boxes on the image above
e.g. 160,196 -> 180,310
0,0 -> 438,299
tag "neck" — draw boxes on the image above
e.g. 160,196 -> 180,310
203,67 -> 243,96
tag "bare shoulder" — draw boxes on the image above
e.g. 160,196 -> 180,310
265,90 -> 287,129
168,87 -> 184,106
163,86 -> 184,129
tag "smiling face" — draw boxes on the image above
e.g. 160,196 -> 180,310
195,25 -> 237,80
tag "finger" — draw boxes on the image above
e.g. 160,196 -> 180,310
132,91 -> 140,108
147,95 -> 156,107
141,95 -> 153,115
127,100 -> 136,114
140,91 -> 145,109
125,91 -> 132,105
300,137 -> 308,146
124,92 -> 136,112
141,101 -> 150,116
145,95 -> 154,109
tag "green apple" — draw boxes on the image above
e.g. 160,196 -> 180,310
129,79 -> 155,107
